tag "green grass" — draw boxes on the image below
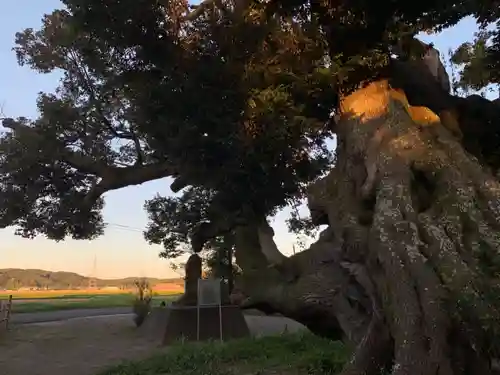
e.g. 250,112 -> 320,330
6,293 -> 130,301
97,333 -> 349,375
11,294 -> 180,313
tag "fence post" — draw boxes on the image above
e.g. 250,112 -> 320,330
0,294 -> 13,331
5,295 -> 12,330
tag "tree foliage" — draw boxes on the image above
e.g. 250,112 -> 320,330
449,24 -> 500,95
1,0 -> 336,243
2,0 -> 500,245
144,187 -> 214,258
144,186 -> 237,286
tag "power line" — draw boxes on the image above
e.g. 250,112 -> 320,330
105,222 -> 144,233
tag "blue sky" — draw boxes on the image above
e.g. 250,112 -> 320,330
0,1 -> 482,278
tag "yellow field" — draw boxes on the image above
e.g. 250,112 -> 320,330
0,288 -> 182,299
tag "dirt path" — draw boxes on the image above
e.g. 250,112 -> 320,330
0,314 -> 306,375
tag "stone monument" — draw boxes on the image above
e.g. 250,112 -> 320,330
141,253 -> 249,345
172,253 -> 203,306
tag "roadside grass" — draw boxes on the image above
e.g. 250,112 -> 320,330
8,293 -> 180,313
97,333 -> 349,375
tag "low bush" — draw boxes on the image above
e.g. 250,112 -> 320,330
132,279 -> 152,327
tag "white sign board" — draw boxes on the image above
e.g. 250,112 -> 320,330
197,278 -> 222,306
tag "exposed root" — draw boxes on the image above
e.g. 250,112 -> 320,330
234,224 -> 372,343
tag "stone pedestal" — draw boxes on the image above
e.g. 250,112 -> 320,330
141,305 -> 250,345
143,252 -> 248,345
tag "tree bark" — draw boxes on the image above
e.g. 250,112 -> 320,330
227,244 -> 234,294
233,79 -> 500,375
233,224 -> 371,342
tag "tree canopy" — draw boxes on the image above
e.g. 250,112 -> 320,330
1,0 -> 340,243
1,0 -> 500,246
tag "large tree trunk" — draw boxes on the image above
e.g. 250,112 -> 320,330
233,79 -> 500,375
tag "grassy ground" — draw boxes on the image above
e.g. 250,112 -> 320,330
1,291 -> 180,313
97,333 -> 349,375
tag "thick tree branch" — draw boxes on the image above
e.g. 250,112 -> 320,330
390,54 -> 500,120
82,161 -> 175,205
233,223 -> 372,343
170,175 -> 190,192
388,57 -> 500,170
388,58 -> 455,113
257,220 -> 288,265
189,210 -> 287,267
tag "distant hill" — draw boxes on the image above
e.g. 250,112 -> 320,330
0,268 -> 183,290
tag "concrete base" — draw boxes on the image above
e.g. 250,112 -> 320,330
141,305 -> 250,345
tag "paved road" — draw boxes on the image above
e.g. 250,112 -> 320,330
10,307 -> 280,325
10,307 -> 132,324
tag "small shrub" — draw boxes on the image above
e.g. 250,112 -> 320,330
132,278 -> 152,327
